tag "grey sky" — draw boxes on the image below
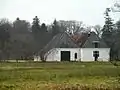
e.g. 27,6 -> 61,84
0,0 -> 119,26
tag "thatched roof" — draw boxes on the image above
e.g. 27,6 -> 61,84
71,33 -> 88,47
82,32 -> 108,48
39,32 -> 79,54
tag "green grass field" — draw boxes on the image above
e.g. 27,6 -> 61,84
0,62 -> 120,90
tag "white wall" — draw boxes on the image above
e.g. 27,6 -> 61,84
45,48 -> 81,61
81,48 -> 110,62
34,56 -> 41,61
44,48 -> 59,61
34,48 -> 110,62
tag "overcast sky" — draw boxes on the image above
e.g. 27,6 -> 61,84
0,0 -> 120,26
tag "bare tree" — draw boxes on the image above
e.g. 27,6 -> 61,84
93,25 -> 102,37
58,20 -> 83,34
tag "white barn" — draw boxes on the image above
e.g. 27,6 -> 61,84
45,48 -> 81,62
34,32 -> 110,62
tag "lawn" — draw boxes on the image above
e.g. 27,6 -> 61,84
0,62 -> 120,90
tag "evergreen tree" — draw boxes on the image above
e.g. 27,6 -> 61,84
52,19 -> 60,36
41,23 -> 47,32
102,8 -> 115,60
32,16 -> 40,34
102,8 -> 114,47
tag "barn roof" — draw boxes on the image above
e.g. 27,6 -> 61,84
39,32 -> 79,54
82,31 -> 109,48
71,33 -> 88,47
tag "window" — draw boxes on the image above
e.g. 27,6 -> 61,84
92,41 -> 99,48
93,51 -> 99,57
93,51 -> 99,61
75,53 -> 77,59
95,42 -> 98,48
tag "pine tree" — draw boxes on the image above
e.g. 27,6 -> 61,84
52,19 -> 60,36
41,23 -> 47,32
102,8 -> 114,47
32,16 -> 40,34
102,8 -> 115,60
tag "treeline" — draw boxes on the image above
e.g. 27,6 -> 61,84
0,16 -> 90,60
0,7 -> 120,60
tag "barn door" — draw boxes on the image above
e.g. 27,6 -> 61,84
61,51 -> 70,61
93,51 -> 99,61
